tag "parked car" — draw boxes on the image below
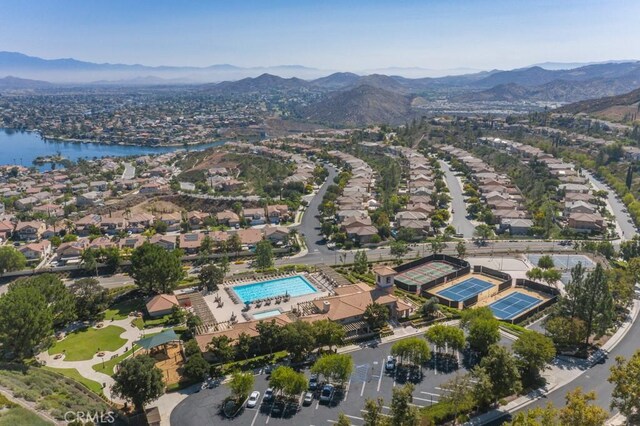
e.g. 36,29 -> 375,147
303,392 -> 313,406
264,388 -> 274,402
319,384 -> 334,403
309,375 -> 318,391
247,391 -> 260,408
385,355 -> 396,372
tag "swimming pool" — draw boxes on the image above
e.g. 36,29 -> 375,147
232,275 -> 317,304
253,309 -> 283,320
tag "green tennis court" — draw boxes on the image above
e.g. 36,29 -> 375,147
395,261 -> 459,288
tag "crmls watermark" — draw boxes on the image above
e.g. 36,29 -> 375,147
64,411 -> 116,424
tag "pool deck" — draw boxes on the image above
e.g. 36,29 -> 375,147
202,273 -> 331,327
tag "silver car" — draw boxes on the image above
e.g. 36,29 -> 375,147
247,391 -> 260,408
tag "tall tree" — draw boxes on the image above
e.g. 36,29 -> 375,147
559,388 -> 608,426
609,349 -> 640,422
256,319 -> 282,355
112,355 -> 164,412
512,330 -> 556,384
130,243 -> 184,294
313,319 -> 346,351
235,332 -> 253,360
455,241 -> 466,259
440,374 -> 476,423
479,345 -> 522,402
362,398 -> 384,426
311,353 -> 354,386
0,246 -> 27,272
269,366 -> 307,399
0,285 -> 53,359
282,320 -> 316,362
254,240 -> 274,269
626,165 -> 634,190
198,263 -> 224,292
389,241 -> 408,264
69,278 -> 111,321
228,371 -> 254,403
227,233 -> 242,256
209,335 -> 235,363
10,274 -> 76,327
363,303 -> 389,330
390,383 -> 419,426
352,250 -> 369,274
430,237 -> 445,255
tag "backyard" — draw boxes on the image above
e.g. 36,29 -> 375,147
48,325 -> 127,361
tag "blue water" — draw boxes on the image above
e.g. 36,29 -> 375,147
233,275 -> 317,304
253,309 -> 283,320
0,128 -> 226,171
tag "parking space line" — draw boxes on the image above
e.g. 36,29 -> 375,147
315,400 -> 320,410
413,396 -> 432,402
421,391 -> 440,397
344,378 -> 351,401
346,414 -> 365,421
377,360 -> 384,392
360,380 -> 366,397
250,408 -> 260,426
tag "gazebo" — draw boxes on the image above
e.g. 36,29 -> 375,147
134,329 -> 181,357
134,329 -> 185,385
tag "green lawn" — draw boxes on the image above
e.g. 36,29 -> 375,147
48,325 -> 127,361
103,298 -> 142,321
132,313 -> 176,330
0,405 -> 53,426
91,345 -> 138,377
41,367 -> 103,395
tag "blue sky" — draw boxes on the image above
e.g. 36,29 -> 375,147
1,0 -> 639,71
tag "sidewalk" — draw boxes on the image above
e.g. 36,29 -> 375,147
466,299 -> 640,425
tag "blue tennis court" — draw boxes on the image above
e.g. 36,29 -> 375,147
490,292 -> 541,320
437,277 -> 494,302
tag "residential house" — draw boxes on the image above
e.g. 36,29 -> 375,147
188,211 -> 209,230
216,210 -> 240,227
267,205 -> 291,224
75,214 -> 102,236
0,220 -> 14,241
15,221 -> 46,241
236,228 -> 263,247
243,208 -> 266,226
127,213 -> 155,233
158,212 -> 182,232
15,196 -> 38,210
77,191 -> 102,207
499,218 -> 534,235
346,225 -> 379,244
146,294 -> 179,317
179,233 -> 204,254
568,212 -> 605,233
150,234 -> 177,250
563,201 -> 596,217
264,226 -> 290,244
119,235 -> 146,250
19,240 -> 52,261
100,215 -> 127,235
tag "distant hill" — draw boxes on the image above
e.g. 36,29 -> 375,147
0,75 -> 53,90
206,73 -> 311,95
556,87 -> 640,123
311,72 -> 361,90
300,84 -> 413,126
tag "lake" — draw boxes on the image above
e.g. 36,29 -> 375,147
0,128 -> 226,171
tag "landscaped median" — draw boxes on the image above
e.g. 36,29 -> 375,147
48,325 -> 127,361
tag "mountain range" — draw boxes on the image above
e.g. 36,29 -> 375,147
2,52 -> 640,126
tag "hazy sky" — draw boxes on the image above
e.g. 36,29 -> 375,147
1,0 -> 639,71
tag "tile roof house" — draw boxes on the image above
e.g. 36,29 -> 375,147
236,228 -> 263,246
146,294 -> 179,317
19,240 -> 52,260
179,233 -> 204,254
568,212 -> 605,233
15,221 -> 46,241
216,210 -> 240,227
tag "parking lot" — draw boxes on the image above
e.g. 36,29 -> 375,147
171,334 -> 514,426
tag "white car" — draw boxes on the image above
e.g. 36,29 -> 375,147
247,391 -> 260,408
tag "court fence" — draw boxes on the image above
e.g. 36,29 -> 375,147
393,254 -> 470,294
500,278 -> 560,324
473,265 -> 513,293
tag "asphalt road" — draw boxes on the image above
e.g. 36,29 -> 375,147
296,163 -> 338,256
440,159 -> 476,238
583,170 -> 638,241
121,162 -> 135,180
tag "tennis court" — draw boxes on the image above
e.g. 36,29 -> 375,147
489,292 -> 541,320
437,277 -> 494,302
526,254 -> 595,271
395,261 -> 459,288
